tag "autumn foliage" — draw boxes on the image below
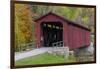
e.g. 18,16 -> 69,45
15,4 -> 35,51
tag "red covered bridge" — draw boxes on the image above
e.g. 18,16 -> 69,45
34,12 -> 90,50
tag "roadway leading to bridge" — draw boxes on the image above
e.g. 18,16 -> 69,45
15,47 -> 52,61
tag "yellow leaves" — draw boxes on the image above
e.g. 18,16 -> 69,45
15,3 -> 35,46
82,17 -> 89,24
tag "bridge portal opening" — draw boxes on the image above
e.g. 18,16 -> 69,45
41,22 -> 63,47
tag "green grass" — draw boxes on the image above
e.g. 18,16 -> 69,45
15,53 -> 76,66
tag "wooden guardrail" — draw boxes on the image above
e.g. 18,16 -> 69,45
52,41 -> 64,47
16,42 -> 35,52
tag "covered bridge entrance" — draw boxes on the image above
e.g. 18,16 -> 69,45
41,22 -> 63,47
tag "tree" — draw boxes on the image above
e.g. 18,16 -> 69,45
15,4 -> 35,51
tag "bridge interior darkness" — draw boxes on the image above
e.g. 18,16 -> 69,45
41,22 -> 63,47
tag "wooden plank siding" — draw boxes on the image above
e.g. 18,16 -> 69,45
67,24 -> 90,49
